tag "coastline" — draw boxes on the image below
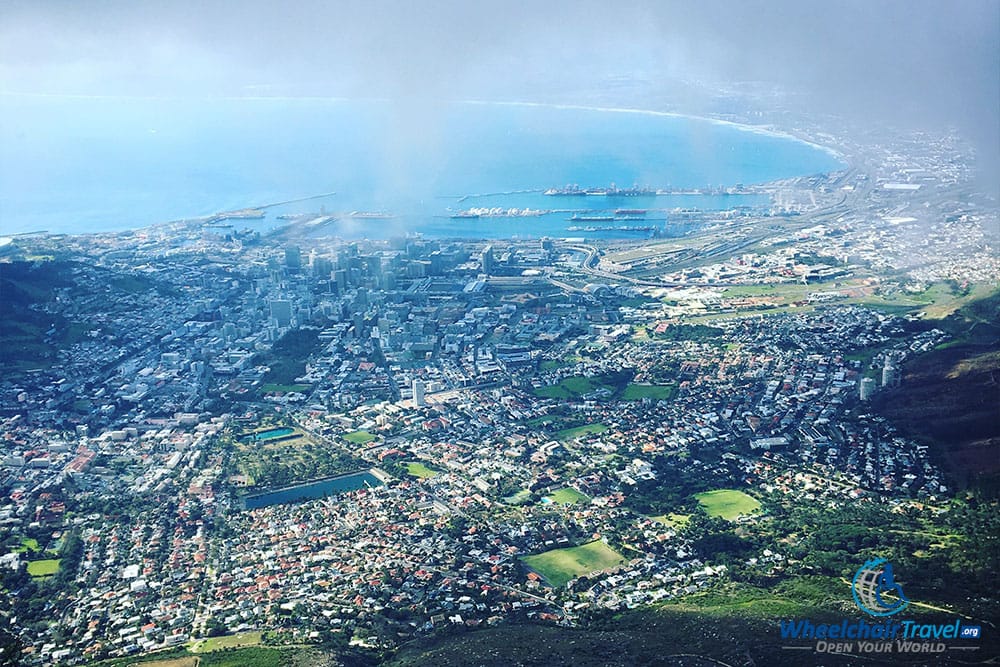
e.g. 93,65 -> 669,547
458,98 -> 847,162
0,95 -> 847,238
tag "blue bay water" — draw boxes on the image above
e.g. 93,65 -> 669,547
0,95 -> 843,238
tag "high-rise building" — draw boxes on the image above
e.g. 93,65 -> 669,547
429,250 -> 444,275
481,244 -> 494,275
313,256 -> 334,280
363,255 -> 382,279
881,362 -> 898,388
269,299 -> 293,328
412,378 -> 426,407
332,269 -> 348,293
860,377 -> 876,401
284,246 -> 302,270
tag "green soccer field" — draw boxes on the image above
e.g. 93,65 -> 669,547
695,489 -> 761,520
27,558 -> 60,577
521,541 -> 626,588
548,487 -> 590,504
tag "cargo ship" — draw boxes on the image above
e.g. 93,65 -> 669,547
569,214 -> 615,222
451,207 -> 546,219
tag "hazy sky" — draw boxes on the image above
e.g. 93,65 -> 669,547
2,0 -> 998,182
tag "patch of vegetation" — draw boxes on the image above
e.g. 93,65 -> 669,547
15,537 -> 40,553
405,462 -> 438,479
555,423 -> 608,441
525,414 -> 560,427
650,513 -> 690,528
0,260 -> 84,371
533,370 -> 634,400
84,647 -> 193,667
191,631 -> 262,653
108,273 -> 158,294
129,658 -> 199,667
547,487 -> 590,504
261,383 -> 312,394
648,323 -> 724,342
623,459 -> 715,516
503,489 -> 534,505
343,430 -> 376,445
534,376 -> 605,399
230,425 -> 366,490
621,383 -> 676,401
198,647 -> 286,667
389,586 -> 869,667
257,327 -> 324,387
873,288 -> 1000,495
694,489 -> 761,521
389,622 -> 731,667
521,541 -> 626,588
26,559 -> 60,577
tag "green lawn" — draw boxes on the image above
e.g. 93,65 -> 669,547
522,541 -> 627,588
695,489 -> 761,521
190,631 -> 263,653
651,513 -> 690,528
621,383 -> 676,401
27,558 -> 60,577
503,489 -> 534,505
261,383 -> 311,393
343,430 -> 376,444
405,461 -> 438,479
555,423 -> 608,441
548,487 -> 590,504
534,375 -> 609,399
199,647 -> 284,667
15,537 -> 40,553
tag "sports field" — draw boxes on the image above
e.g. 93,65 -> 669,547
695,489 -> 761,521
521,541 -> 626,588
27,559 -> 60,577
406,461 -> 438,478
342,430 -> 376,444
548,487 -> 590,504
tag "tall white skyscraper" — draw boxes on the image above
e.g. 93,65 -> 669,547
412,378 -> 426,407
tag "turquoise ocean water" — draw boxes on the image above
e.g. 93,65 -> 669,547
0,96 -> 843,239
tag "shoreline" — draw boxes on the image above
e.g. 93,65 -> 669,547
0,96 -> 847,238
457,98 -> 847,161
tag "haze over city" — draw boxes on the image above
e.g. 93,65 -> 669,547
2,0 -> 998,190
